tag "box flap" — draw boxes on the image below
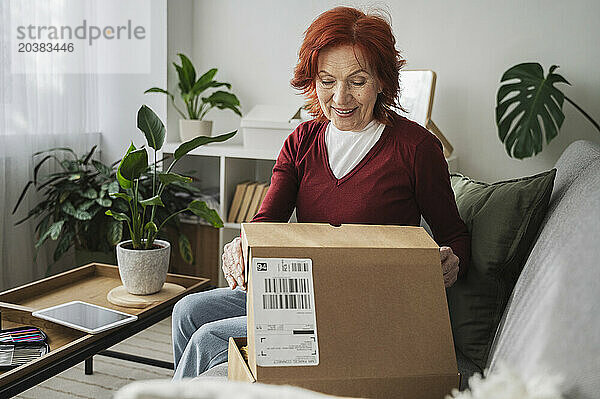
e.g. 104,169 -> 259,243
228,337 -> 255,383
241,223 -> 438,249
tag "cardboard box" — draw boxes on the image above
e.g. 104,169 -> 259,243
231,223 -> 459,398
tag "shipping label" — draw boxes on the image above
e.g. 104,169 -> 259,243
251,257 -> 319,367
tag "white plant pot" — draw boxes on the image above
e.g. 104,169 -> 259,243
179,119 -> 213,141
116,239 -> 171,295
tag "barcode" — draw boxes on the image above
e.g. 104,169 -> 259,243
262,294 -> 311,310
291,262 -> 308,272
264,278 -> 310,294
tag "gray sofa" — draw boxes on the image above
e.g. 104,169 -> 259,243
486,139 -> 600,398
117,140 -> 600,398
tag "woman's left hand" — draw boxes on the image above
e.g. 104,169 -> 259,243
440,246 -> 459,287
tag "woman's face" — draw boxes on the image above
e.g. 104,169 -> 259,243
316,45 -> 381,131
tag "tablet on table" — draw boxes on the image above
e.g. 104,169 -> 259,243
32,301 -> 137,334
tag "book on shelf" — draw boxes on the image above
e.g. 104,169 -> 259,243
259,184 -> 270,209
227,181 -> 251,223
236,182 -> 259,223
244,182 -> 268,222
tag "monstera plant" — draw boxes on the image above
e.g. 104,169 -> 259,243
496,62 -> 600,159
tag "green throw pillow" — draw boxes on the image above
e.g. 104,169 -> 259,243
447,169 -> 556,370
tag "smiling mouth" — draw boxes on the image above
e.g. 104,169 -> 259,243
332,107 -> 358,116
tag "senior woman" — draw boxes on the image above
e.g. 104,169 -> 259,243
172,6 -> 470,379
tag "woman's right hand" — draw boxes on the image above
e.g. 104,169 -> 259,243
222,237 -> 245,290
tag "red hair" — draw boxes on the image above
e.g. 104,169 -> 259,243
291,7 -> 406,125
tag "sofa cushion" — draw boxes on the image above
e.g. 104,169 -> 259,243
446,169 -> 556,370
488,140 -> 600,398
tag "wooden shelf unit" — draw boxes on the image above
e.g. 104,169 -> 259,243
162,142 -> 280,287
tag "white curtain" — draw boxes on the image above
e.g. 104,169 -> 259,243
0,1 -> 100,290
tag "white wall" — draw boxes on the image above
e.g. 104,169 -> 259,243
99,0 -> 167,164
167,0 -> 194,143
180,0 -> 600,181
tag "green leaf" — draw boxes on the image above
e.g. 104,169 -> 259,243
36,220 -> 64,248
61,159 -> 79,172
105,210 -> 131,223
14,203 -> 45,226
79,200 -> 96,211
49,220 -> 64,240
496,62 -> 570,159
35,214 -> 51,235
158,172 -> 192,186
137,105 -> 166,151
109,192 -> 132,202
96,198 -> 112,207
81,187 -> 98,199
34,175 -> 64,192
33,147 -> 76,158
33,154 -> 62,184
117,143 -> 137,189
139,195 -> 165,207
178,233 -> 193,264
108,181 -> 120,195
13,181 -> 34,214
107,220 -> 123,245
202,91 -> 242,117
173,63 -> 190,94
187,200 -> 223,227
145,87 -> 172,96
93,159 -> 112,177
81,145 -> 97,165
174,131 -> 236,160
195,80 -> 232,96
53,229 -> 74,262
120,148 -> 148,182
190,68 -> 218,96
68,174 -> 82,181
204,90 -> 240,106
62,202 -> 92,220
178,53 -> 197,93
59,191 -> 70,203
144,221 -> 158,235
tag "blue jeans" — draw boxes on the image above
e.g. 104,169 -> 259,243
171,287 -> 247,379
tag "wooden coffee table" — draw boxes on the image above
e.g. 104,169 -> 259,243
0,263 -> 210,397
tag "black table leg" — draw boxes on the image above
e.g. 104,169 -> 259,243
98,350 -> 174,370
85,356 -> 93,375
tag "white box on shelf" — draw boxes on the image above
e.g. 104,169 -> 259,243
241,104 -> 310,151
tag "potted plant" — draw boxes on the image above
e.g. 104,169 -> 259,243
12,146 -> 211,275
12,146 -> 124,274
106,104 -> 235,294
496,62 -> 599,159
145,53 -> 242,141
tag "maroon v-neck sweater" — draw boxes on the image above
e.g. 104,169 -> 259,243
252,113 -> 470,275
